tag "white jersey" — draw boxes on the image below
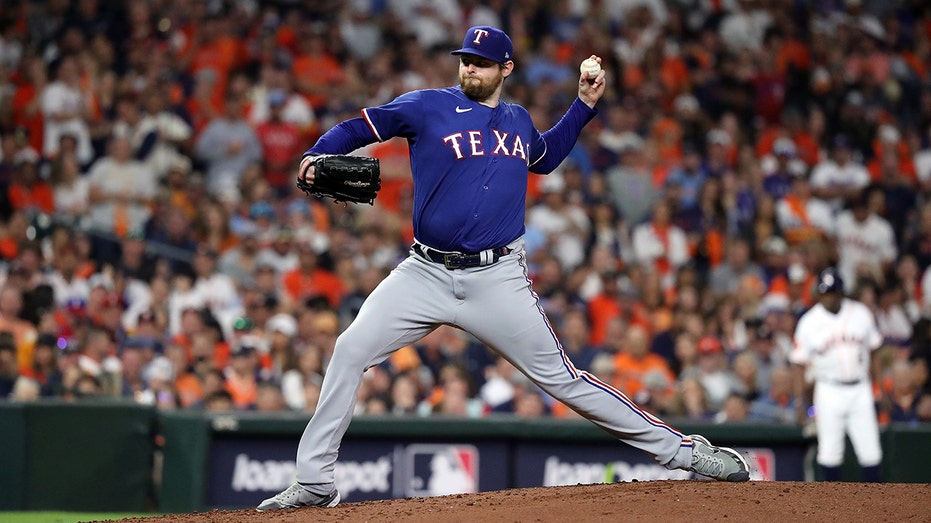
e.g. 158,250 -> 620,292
835,211 -> 896,286
809,159 -> 870,210
790,299 -> 882,383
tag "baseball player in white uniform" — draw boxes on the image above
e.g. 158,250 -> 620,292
790,267 -> 883,482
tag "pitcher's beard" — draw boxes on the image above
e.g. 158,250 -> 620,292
460,72 -> 502,102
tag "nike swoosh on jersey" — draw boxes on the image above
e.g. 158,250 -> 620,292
455,106 -> 473,113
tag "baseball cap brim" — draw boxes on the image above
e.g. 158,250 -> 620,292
451,48 -> 506,63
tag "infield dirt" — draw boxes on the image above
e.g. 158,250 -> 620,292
94,481 -> 930,523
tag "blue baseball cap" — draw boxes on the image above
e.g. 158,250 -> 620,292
451,26 -> 513,63
816,267 -> 844,295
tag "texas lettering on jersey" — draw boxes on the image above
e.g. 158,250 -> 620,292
442,129 -> 529,163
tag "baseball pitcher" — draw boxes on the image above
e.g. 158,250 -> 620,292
258,25 -> 749,511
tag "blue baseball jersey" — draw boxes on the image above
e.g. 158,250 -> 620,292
364,87 -> 546,252
309,86 -> 596,253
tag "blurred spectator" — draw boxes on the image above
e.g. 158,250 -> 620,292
254,86 -> 304,196
256,224 -> 298,273
85,134 -> 157,245
668,376 -> 713,421
0,330 -> 18,398
10,376 -> 41,402
194,91 -> 262,204
21,332 -> 63,397
714,393 -> 751,424
255,381 -> 287,412
10,57 -> 48,157
420,362 -> 483,418
665,143 -> 709,214
49,151 -> 89,223
612,323 -> 675,401
135,87 -> 194,181
191,199 -> 238,255
809,134 -> 871,211
749,366 -> 798,424
224,336 -> 263,409
265,312 -> 298,378
291,22 -> 346,112
879,359 -> 923,423
338,265 -> 387,331
39,54 -> 94,164
513,382 -> 550,418
527,171 -> 590,271
709,237 -> 766,297
631,200 -> 689,290
203,389 -> 235,412
605,133 -> 657,226
388,371 -> 422,416
683,335 -> 742,411
761,137 -> 807,201
217,225 -> 263,289
835,190 -> 896,290
7,158 -> 54,215
0,285 -> 38,371
905,202 -> 931,275
557,307 -> 602,372
282,241 -> 344,309
876,280 -> 917,347
281,343 -> 324,411
775,168 -> 834,245
732,350 -> 762,401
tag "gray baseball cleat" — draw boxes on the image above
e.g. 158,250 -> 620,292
688,434 -> 751,482
256,483 -> 341,511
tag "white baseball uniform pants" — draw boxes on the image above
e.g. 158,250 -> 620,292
813,381 -> 882,467
294,240 -> 691,492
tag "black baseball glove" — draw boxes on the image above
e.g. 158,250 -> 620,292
296,155 -> 381,205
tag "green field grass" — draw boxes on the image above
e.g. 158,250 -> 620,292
0,512 -> 155,523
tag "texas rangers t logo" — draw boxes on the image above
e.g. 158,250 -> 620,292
472,29 -> 490,44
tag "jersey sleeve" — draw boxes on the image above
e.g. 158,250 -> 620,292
789,313 -> 814,365
529,98 -> 597,174
360,90 -> 423,142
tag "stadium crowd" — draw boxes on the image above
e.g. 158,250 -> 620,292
1,0 -> 931,427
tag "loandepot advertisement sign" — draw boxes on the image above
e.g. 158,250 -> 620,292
207,438 -> 508,507
206,438 -> 798,508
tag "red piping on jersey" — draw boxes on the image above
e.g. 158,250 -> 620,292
361,108 -> 383,142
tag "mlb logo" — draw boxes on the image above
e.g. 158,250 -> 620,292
744,449 -> 776,481
403,444 -> 479,497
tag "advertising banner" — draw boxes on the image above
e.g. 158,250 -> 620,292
206,437 -> 509,508
513,443 -> 804,486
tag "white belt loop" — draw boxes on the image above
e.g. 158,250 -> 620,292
479,249 -> 491,266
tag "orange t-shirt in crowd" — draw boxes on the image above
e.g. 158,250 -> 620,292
189,36 -> 246,110
8,183 -> 55,214
225,372 -> 257,408
756,129 -> 819,167
11,84 -> 44,154
587,294 -> 622,346
612,351 -> 676,400
650,117 -> 683,167
0,316 -> 38,372
291,53 -> 345,110
282,267 -> 346,308
174,372 -> 204,408
368,138 -> 413,212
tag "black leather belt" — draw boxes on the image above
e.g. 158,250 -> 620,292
413,243 -> 511,270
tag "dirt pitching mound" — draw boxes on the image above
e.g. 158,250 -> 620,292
99,481 -> 931,523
